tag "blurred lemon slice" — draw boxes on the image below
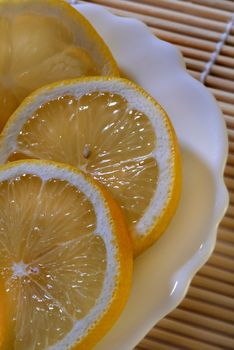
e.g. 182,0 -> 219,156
0,0 -> 119,130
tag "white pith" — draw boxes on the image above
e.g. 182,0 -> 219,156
0,79 -> 174,236
0,161 -> 119,350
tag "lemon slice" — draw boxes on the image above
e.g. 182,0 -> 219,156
0,77 -> 181,255
0,160 -> 132,350
0,0 -> 118,131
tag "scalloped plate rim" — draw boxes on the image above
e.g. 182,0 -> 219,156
73,3 -> 229,349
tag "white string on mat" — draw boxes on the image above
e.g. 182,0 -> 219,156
68,0 -> 233,85
200,13 -> 234,84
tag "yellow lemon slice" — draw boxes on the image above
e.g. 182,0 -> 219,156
0,160 -> 132,350
0,77 -> 181,255
0,0 -> 119,131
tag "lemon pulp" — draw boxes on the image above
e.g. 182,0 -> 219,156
8,92 -> 158,231
0,174 -> 106,350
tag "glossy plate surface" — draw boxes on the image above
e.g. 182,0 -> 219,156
74,4 -> 229,350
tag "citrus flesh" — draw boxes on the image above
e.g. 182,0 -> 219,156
0,160 -> 132,350
0,0 -> 118,131
0,77 -> 181,255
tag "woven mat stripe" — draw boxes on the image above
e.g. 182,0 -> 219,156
85,1 -> 234,86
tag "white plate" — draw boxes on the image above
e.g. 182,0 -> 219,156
74,3 -> 229,350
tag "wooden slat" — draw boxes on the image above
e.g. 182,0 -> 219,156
228,153 -> 234,165
169,308 -> 234,337
226,204 -> 234,218
178,46 -> 234,68
188,285 -> 234,309
220,44 -> 234,57
228,129 -> 234,140
185,57 -> 204,71
89,0 -> 229,40
87,2 -> 234,57
151,28 -> 217,51
192,274 -> 234,298
211,64 -> 234,81
158,318 -> 234,348
219,216 -> 234,230
215,53 -> 234,68
229,187 -> 234,201
187,0 -> 234,12
193,264 -> 234,287
147,328 -> 222,350
215,239 -> 234,257
137,337 -> 179,350
89,0 -> 230,32
225,165 -> 234,178
225,178 -> 234,192
205,75 -> 234,92
181,298 -> 234,323
219,233 -> 234,249
129,0 -> 233,21
225,115 -> 234,130
209,253 -> 234,272
210,88 -> 234,104
185,59 -> 234,81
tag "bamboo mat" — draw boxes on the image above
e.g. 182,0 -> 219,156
78,1 -> 234,349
